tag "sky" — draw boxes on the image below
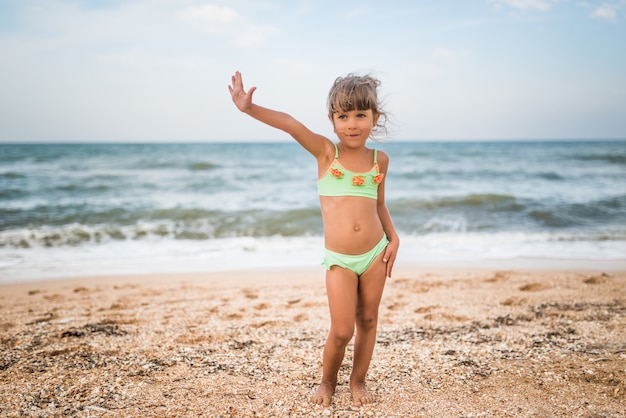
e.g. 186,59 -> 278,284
0,0 -> 625,143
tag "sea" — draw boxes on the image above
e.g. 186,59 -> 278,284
1,140 -> 625,283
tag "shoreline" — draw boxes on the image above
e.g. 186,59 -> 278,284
2,255 -> 625,287
1,265 -> 624,416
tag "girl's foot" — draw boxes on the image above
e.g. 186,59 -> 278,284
311,382 -> 335,407
350,381 -> 377,407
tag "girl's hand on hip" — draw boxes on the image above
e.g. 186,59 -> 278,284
382,239 -> 399,279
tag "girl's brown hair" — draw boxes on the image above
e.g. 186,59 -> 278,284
327,74 -> 389,140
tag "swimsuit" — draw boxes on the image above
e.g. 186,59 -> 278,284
322,235 -> 389,276
318,143 -> 388,275
317,144 -> 384,200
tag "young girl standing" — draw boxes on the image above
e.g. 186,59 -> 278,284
228,71 -> 399,407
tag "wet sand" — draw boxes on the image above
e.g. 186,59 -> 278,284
1,267 -> 624,417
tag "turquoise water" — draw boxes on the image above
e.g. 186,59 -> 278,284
1,140 -> 625,281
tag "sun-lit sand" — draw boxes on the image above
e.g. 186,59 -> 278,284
1,266 -> 624,416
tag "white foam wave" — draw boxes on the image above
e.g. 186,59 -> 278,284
1,232 -> 624,284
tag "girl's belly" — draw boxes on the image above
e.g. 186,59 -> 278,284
319,196 -> 384,255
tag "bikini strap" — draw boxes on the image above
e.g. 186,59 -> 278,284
334,143 -> 377,163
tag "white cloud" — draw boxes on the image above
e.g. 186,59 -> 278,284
590,4 -> 619,21
177,4 -> 279,47
489,0 -> 552,11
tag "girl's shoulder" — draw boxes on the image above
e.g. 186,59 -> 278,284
374,148 -> 389,171
374,148 -> 390,166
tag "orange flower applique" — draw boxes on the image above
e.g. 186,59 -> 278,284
330,168 -> 344,179
373,173 -> 385,185
352,176 -> 365,186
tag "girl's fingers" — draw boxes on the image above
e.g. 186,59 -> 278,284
382,248 -> 395,278
386,260 -> 394,278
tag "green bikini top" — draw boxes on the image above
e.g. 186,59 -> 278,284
317,143 -> 384,200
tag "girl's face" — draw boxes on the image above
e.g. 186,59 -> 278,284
330,109 -> 378,145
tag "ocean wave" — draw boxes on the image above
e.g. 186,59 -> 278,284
188,162 -> 219,171
392,194 -> 522,210
0,223 -> 213,248
387,193 -> 626,234
5,193 -> 623,244
422,215 -> 468,233
2,141 -> 625,251
3,218 -> 625,251
535,172 -> 564,181
2,228 -> 625,284
398,168 -> 567,183
574,154 -> 626,165
0,188 -> 26,200
54,183 -> 113,193
0,171 -> 27,179
0,207 -> 323,248
529,195 -> 626,228
128,160 -> 221,171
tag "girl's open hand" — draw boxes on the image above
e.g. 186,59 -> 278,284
228,71 -> 256,113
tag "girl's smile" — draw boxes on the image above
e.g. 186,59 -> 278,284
331,109 -> 378,142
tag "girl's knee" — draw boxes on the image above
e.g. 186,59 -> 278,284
356,312 -> 378,331
329,327 -> 354,347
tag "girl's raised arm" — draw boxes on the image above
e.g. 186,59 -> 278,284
228,71 -> 330,158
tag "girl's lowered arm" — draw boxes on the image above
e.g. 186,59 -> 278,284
376,152 -> 400,278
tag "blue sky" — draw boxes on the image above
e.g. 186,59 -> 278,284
0,0 -> 625,142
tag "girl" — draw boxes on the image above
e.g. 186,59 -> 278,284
228,71 -> 399,407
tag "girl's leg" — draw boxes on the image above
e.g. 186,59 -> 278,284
311,267 -> 358,407
350,251 -> 387,406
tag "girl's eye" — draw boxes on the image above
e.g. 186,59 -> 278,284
357,113 -> 367,118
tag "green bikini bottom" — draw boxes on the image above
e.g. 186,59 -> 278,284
321,235 -> 389,276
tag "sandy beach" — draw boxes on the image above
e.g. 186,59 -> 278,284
1,266 -> 624,417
